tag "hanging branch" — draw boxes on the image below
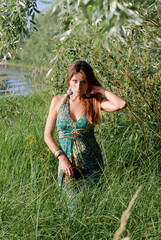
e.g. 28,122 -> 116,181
138,11 -> 161,28
127,107 -> 149,156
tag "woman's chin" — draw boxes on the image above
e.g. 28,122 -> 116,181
73,91 -> 82,95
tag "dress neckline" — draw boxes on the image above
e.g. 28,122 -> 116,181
67,95 -> 85,123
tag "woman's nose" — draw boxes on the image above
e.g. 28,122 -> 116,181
76,82 -> 81,89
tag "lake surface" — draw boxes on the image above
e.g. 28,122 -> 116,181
0,65 -> 40,96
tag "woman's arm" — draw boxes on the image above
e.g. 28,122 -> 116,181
44,96 -> 60,153
90,85 -> 127,112
44,95 -> 74,177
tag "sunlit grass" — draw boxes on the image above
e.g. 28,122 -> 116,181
0,93 -> 160,239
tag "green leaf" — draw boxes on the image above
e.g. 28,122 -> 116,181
81,3 -> 90,23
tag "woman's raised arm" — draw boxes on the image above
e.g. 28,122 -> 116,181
90,85 -> 127,112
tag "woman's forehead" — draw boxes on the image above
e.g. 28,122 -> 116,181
71,72 -> 87,81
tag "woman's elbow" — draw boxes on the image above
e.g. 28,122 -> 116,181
119,100 -> 127,110
44,132 -> 50,144
44,134 -> 48,144
44,131 -> 54,144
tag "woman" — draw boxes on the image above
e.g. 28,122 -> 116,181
44,61 -> 126,199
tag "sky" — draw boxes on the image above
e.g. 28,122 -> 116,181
36,0 -> 54,13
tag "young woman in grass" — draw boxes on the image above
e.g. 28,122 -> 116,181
44,60 -> 126,200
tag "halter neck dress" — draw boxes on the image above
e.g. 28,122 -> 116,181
56,95 -> 104,196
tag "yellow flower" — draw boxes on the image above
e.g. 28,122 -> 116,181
26,134 -> 34,145
29,139 -> 34,145
27,134 -> 33,139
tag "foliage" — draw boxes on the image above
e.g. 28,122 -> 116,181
16,0 -> 161,147
0,2 -> 160,238
17,9 -> 59,66
0,93 -> 160,239
51,0 -> 142,50
0,0 -> 39,57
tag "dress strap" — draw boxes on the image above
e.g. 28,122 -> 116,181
56,94 -> 70,124
58,94 -> 68,111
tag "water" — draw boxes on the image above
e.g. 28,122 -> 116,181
0,65 -> 38,96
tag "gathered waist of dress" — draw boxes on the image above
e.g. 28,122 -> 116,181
58,129 -> 94,139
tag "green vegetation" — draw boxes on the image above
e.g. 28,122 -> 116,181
0,0 -> 160,239
0,0 -> 39,56
0,93 -> 160,239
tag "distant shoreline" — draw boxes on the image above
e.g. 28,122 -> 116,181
6,61 -> 50,71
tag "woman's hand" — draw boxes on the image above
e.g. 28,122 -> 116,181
58,154 -> 74,177
89,85 -> 105,95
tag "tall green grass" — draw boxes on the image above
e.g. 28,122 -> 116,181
0,93 -> 160,239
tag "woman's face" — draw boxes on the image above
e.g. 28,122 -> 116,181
69,72 -> 89,96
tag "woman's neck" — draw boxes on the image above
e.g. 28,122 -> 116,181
70,94 -> 84,102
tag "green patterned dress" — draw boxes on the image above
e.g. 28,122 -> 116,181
56,95 -> 104,197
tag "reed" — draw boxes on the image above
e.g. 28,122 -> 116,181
113,186 -> 142,240
0,93 -> 160,239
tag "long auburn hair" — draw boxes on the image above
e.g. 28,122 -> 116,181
67,61 -> 102,125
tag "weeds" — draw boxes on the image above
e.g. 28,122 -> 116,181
0,94 -> 160,239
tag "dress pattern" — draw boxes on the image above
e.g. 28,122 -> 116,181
56,95 -> 104,196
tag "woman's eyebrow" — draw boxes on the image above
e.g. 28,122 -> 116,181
81,79 -> 87,82
72,78 -> 87,81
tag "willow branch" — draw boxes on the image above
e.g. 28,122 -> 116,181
138,12 -> 161,28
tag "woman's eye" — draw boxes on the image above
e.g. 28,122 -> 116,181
81,81 -> 87,84
73,80 -> 77,83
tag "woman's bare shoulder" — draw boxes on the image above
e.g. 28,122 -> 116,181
51,94 -> 67,104
50,94 -> 67,111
